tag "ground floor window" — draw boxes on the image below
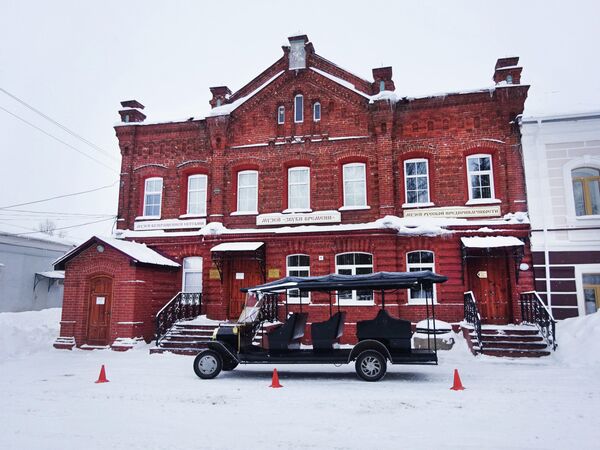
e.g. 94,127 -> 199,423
336,252 -> 373,303
583,273 -> 600,314
406,251 -> 435,303
286,254 -> 310,302
182,257 -> 203,294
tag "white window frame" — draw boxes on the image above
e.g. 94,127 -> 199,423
286,166 -> 310,212
562,157 -> 600,225
143,177 -> 163,218
335,252 -> 374,305
186,174 -> 207,216
466,154 -> 498,204
294,94 -> 304,123
286,254 -> 310,303
182,256 -> 203,294
342,162 -> 367,209
406,250 -> 436,304
313,102 -> 321,122
574,264 -> 600,317
277,106 -> 285,124
235,170 -> 258,214
403,158 -> 432,207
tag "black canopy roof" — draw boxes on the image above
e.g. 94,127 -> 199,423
244,271 -> 448,293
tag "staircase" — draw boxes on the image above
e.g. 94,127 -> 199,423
462,323 -> 552,357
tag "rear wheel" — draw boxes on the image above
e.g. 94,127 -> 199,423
355,350 -> 387,382
194,350 -> 223,379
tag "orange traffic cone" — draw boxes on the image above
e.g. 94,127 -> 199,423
450,368 -> 464,390
269,368 -> 283,388
95,365 -> 109,383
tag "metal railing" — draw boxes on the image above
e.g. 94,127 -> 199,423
464,291 -> 483,351
155,292 -> 202,345
520,291 -> 557,351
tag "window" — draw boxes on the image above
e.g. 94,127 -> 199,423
186,174 -> 207,216
277,106 -> 285,124
294,94 -> 304,123
182,257 -> 203,293
288,167 -> 310,210
237,170 -> 258,213
343,163 -> 367,207
467,154 -> 494,201
313,102 -> 321,122
506,75 -> 513,84
406,251 -> 435,302
404,159 -> 430,205
287,254 -> 310,302
583,273 -> 600,314
143,177 -> 163,217
572,167 -> 600,216
336,253 -> 373,303
379,80 -> 385,92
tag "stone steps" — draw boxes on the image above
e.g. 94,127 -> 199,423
463,324 -> 552,358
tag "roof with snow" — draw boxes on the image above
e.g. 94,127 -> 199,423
461,236 -> 524,248
53,236 -> 180,270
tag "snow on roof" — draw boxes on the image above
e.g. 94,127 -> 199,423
211,242 -> 264,252
310,67 -> 371,99
461,236 -> 524,248
0,225 -> 78,248
35,270 -> 65,279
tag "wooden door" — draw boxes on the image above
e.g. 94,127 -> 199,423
227,259 -> 263,319
467,257 -> 511,324
87,276 -> 113,345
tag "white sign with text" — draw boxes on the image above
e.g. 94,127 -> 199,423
134,218 -> 207,231
256,211 -> 341,226
403,205 -> 501,219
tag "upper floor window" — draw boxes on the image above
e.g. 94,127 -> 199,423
288,166 -> 310,210
277,106 -> 285,124
336,252 -> 373,303
313,102 -> 321,122
182,257 -> 203,294
404,159 -> 430,205
467,154 -> 494,201
287,254 -> 310,302
506,75 -> 513,84
237,170 -> 258,213
143,177 -> 163,217
187,174 -> 207,216
406,251 -> 435,303
572,167 -> 600,216
379,80 -> 385,92
294,94 -> 304,123
343,163 -> 367,207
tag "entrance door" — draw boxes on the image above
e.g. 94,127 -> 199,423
227,259 -> 263,319
87,276 -> 113,345
467,257 -> 511,324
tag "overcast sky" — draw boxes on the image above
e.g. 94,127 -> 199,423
1,0 -> 599,243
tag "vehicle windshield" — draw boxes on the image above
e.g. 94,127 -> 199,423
237,292 -> 264,324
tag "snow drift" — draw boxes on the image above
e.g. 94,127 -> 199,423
0,308 -> 61,360
554,310 -> 600,366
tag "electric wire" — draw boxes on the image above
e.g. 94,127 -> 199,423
1,217 -> 116,236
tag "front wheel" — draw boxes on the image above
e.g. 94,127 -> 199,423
355,350 -> 387,382
194,350 -> 223,379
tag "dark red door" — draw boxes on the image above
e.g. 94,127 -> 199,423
87,276 -> 113,345
468,257 -> 511,324
227,259 -> 263,319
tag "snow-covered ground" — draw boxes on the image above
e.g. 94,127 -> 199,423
0,309 -> 598,450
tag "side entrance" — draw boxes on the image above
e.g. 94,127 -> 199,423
87,275 -> 113,345
466,255 -> 513,324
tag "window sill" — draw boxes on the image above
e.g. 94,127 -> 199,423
285,300 -> 311,305
135,215 -> 161,221
573,214 -> 600,221
339,205 -> 371,211
282,208 -> 313,214
406,300 -> 439,306
334,301 -> 375,307
465,198 -> 501,206
179,213 -> 207,219
230,211 -> 259,216
402,202 -> 435,209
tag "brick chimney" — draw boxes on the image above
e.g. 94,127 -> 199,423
118,100 -> 146,123
209,86 -> 232,108
372,67 -> 395,92
494,57 -> 522,85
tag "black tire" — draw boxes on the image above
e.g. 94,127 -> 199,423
222,359 -> 239,371
355,350 -> 387,382
193,350 -> 223,379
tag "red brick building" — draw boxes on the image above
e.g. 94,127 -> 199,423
55,35 -> 533,350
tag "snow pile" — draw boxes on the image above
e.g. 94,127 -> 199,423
554,311 -> 600,366
0,308 -> 61,360
503,211 -> 528,223
375,215 -> 450,236
199,221 -> 226,235
182,314 -> 224,326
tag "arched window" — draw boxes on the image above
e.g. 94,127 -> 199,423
313,102 -> 321,122
379,80 -> 385,92
286,254 -> 310,302
336,253 -> 373,303
186,174 -> 207,216
404,158 -> 430,205
572,167 -> 600,216
143,177 -> 163,218
182,257 -> 203,294
294,94 -> 304,123
277,105 -> 285,124
406,251 -> 435,303
287,166 -> 310,211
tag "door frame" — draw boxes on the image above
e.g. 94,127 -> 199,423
86,274 -> 114,346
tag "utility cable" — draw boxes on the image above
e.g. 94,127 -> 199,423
0,181 -> 118,209
4,217 -> 116,236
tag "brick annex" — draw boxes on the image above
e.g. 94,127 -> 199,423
54,35 -> 534,350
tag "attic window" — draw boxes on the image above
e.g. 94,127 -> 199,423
313,102 -> 321,122
289,40 -> 307,70
216,99 -> 222,107
379,80 -> 385,92
294,94 -> 304,123
278,106 -> 285,124
506,75 -> 513,84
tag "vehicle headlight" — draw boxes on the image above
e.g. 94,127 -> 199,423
212,328 -> 218,340
233,326 -> 238,335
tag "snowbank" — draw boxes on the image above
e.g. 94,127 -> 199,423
0,308 -> 61,360
554,311 -> 600,366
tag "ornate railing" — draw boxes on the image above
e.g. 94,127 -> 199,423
258,293 -> 279,323
155,292 -> 202,345
464,291 -> 483,351
520,291 -> 557,351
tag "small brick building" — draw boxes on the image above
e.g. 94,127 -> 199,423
55,35 -> 534,349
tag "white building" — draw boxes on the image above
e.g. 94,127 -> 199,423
521,112 -> 600,319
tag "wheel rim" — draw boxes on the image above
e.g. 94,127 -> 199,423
361,356 -> 382,377
198,355 -> 218,375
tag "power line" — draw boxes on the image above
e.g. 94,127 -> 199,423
0,87 -> 120,163
4,217 -> 116,236
0,105 -> 119,173
0,181 -> 119,209
0,208 -> 115,217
